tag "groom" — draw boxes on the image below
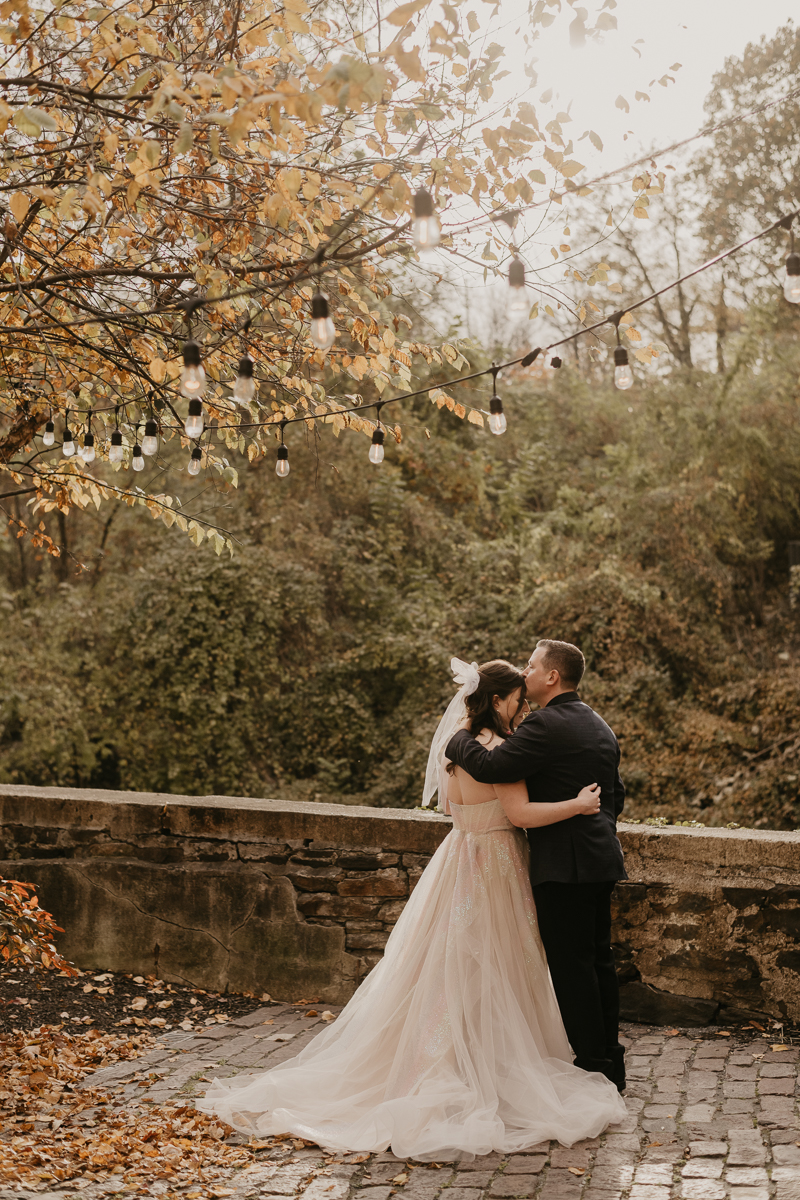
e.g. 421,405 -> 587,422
446,638 -> 627,1091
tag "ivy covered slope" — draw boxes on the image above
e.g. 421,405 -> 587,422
0,297 -> 798,829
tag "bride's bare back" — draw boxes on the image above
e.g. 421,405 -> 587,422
446,730 -> 504,806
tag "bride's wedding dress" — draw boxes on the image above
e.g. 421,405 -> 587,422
199,796 -> 627,1159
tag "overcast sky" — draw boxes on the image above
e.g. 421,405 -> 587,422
491,0 -> 797,172
422,0 -> 797,345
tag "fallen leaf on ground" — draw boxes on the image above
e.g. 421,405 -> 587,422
568,1167 -> 585,1176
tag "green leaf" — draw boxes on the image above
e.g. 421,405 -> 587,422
126,69 -> 153,98
174,123 -> 194,155
13,107 -> 57,136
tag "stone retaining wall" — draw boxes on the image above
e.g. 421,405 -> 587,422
1,784 -> 798,1024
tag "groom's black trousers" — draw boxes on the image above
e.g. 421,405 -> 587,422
532,880 -> 621,1071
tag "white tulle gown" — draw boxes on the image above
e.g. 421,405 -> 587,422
199,797 -> 626,1158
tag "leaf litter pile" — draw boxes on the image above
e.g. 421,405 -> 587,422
0,968 -> 305,1192
0,1021 -> 335,1193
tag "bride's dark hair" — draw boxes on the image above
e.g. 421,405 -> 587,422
463,659 -> 526,739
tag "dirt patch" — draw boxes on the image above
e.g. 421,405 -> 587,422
0,967 -> 269,1035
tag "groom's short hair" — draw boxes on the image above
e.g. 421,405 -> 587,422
536,639 -> 585,688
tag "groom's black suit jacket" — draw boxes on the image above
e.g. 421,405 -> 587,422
445,692 -> 627,886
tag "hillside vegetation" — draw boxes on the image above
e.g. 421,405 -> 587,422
2,297 -> 799,829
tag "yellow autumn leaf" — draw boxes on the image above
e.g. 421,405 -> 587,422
138,29 -> 160,55
148,357 -> 167,382
395,46 -> 425,81
9,193 -> 29,223
387,0 -> 431,25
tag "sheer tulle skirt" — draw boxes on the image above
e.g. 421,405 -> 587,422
199,810 -> 626,1159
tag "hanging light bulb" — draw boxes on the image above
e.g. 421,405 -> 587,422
369,427 -> 385,464
141,418 -> 159,456
489,397 -> 507,435
188,446 -> 203,475
309,293 -> 335,351
412,188 -> 440,251
42,419 -> 55,447
109,430 -> 124,463
79,431 -> 95,463
132,442 -> 145,471
784,252 -> 800,303
62,423 -> 74,457
488,371 -> 507,435
508,256 -> 527,313
614,346 -> 634,390
180,339 -> 206,398
233,355 -> 256,403
184,398 -> 204,438
276,444 -> 290,478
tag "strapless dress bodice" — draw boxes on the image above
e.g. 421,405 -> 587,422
449,797 -> 515,834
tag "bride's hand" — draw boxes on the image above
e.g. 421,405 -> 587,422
574,783 -> 601,814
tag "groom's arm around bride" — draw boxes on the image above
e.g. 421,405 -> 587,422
445,638 -> 628,1092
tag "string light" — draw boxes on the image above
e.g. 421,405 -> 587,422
309,293 -> 335,351
18,205 -> 800,490
488,367 -> 507,435
142,418 -> 159,456
180,339 -> 206,399
188,446 -> 202,475
614,346 -> 633,390
79,415 -> 95,463
62,412 -> 74,457
610,315 -> 634,390
132,425 -> 145,471
508,257 -> 527,314
276,422 -> 290,477
412,189 -> 440,251
369,405 -> 385,464
233,354 -> 256,403
184,398 -> 204,438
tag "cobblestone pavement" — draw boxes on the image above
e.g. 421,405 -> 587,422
5,1007 -> 799,1200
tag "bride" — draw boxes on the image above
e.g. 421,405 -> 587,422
199,658 -> 627,1158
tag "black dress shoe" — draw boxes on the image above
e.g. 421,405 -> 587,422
573,1055 -> 617,1083
608,1044 -> 626,1092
